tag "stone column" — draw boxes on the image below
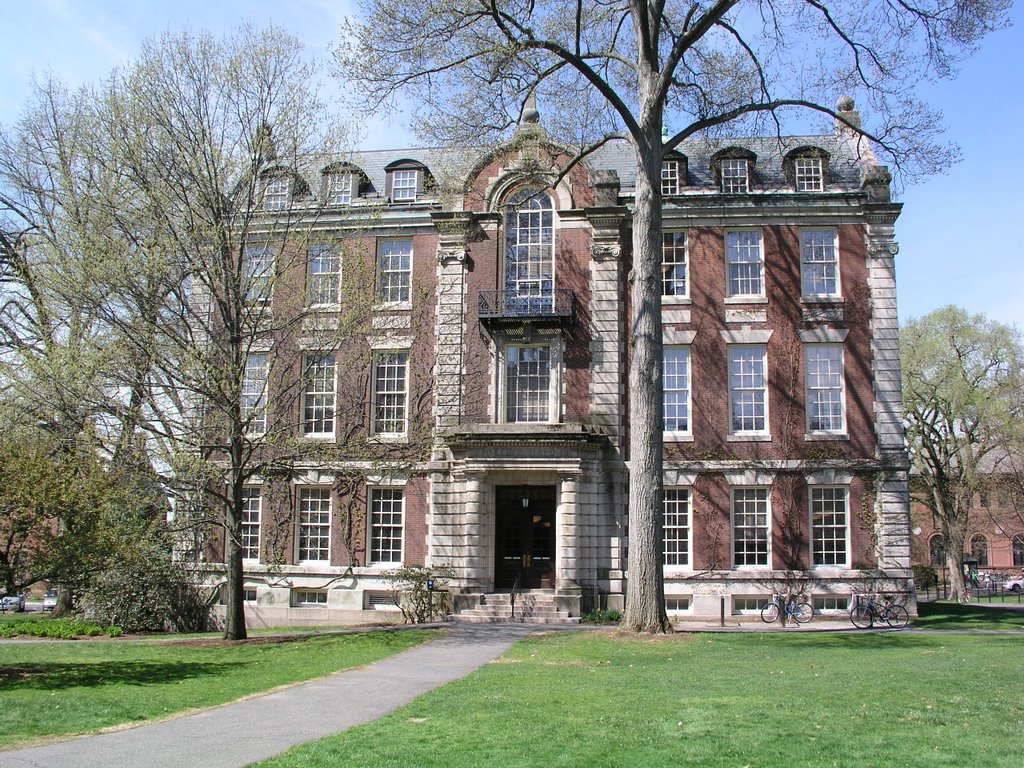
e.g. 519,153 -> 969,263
557,472 -> 583,594
431,213 -> 473,430
865,194 -> 912,576
461,472 -> 489,590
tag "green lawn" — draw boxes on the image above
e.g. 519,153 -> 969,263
0,628 -> 436,747
914,600 -> 1024,629
258,629 -> 1024,768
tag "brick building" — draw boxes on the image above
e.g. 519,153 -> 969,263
210,101 -> 913,626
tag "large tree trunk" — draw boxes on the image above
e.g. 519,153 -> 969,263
223,464 -> 248,640
621,128 -> 669,633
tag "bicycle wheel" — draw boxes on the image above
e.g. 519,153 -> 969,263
884,605 -> 909,629
761,602 -> 780,623
792,601 -> 813,624
850,603 -> 873,628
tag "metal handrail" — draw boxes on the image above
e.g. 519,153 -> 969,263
509,569 -> 523,619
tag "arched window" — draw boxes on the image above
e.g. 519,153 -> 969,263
929,535 -> 946,567
504,189 -> 554,310
971,534 -> 989,567
1013,534 -> 1024,567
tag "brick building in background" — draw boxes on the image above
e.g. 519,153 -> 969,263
207,100 -> 912,626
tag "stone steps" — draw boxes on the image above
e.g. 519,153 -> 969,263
451,592 -> 580,625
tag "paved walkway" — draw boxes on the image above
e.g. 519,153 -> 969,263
0,624 -> 543,768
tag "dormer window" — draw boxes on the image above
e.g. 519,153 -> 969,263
661,153 -> 687,196
713,148 -> 757,194
384,159 -> 429,204
794,156 -> 823,191
263,176 -> 290,211
392,170 -> 418,202
326,173 -> 353,205
720,159 -> 749,193
785,147 -> 829,192
662,161 -> 680,195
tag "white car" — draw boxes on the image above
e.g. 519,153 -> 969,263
0,593 -> 25,612
1006,577 -> 1024,593
42,589 -> 58,610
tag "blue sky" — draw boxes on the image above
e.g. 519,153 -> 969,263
2,0 -> 1021,329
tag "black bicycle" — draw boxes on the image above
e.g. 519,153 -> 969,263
850,594 -> 909,629
760,593 -> 813,624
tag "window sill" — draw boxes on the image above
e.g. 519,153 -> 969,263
369,434 -> 409,444
663,433 -> 694,443
801,296 -> 844,304
804,432 -> 849,442
724,296 -> 768,305
373,302 -> 412,313
727,433 -> 772,442
661,296 -> 692,306
300,433 -> 336,442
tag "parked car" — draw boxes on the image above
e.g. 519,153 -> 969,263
0,593 -> 25,612
1005,577 -> 1024,593
42,589 -> 58,610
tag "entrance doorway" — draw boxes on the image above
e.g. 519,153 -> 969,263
494,485 -> 556,590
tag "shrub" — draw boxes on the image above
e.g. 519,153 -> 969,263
0,618 -> 106,639
384,565 -> 455,624
581,609 -> 622,624
913,564 -> 939,590
79,551 -> 207,633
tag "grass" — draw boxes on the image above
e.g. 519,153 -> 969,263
258,629 -> 1024,768
914,600 -> 1024,630
0,628 -> 436,747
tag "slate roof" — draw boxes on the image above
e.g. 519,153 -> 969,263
286,131 -> 868,204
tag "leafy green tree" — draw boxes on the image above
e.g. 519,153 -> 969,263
340,0 -> 1010,631
901,306 -> 1024,598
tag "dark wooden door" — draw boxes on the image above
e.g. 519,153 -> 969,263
494,485 -> 556,589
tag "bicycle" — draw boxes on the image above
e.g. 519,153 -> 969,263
761,593 -> 813,624
850,594 -> 909,629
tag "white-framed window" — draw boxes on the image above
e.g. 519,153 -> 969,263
263,176 -> 290,211
241,353 -> 268,435
813,595 -> 849,612
805,344 -> 845,434
307,243 -> 341,306
243,245 -> 275,304
240,486 -> 262,561
801,228 -> 839,298
369,487 -> 404,564
728,345 -> 768,435
665,596 -> 691,613
243,588 -> 258,603
302,353 -> 336,437
794,156 -> 824,192
661,160 -> 682,195
372,350 -> 409,437
732,595 -> 771,612
297,487 -> 331,562
294,590 -> 328,607
325,173 -> 353,205
505,189 -> 554,306
732,487 -> 770,567
720,158 -> 749,193
391,169 -> 418,202
725,230 -> 763,299
663,346 -> 691,436
662,231 -> 688,298
504,344 -> 553,423
376,239 -> 413,306
663,488 -> 691,568
811,486 -> 849,567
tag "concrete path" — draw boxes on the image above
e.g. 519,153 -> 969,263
0,623 -> 543,768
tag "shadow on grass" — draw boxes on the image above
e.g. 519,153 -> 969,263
0,659 -> 244,692
915,601 -> 1024,629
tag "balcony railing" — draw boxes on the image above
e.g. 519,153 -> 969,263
477,289 -> 577,323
